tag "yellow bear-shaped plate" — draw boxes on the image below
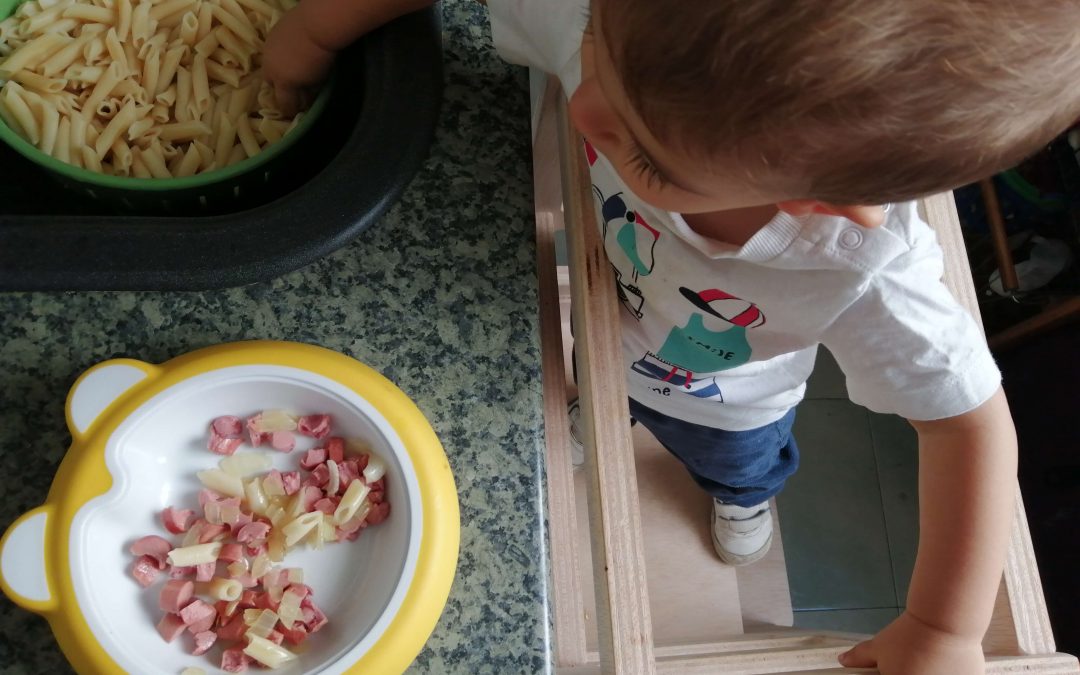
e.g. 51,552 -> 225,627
0,341 -> 459,674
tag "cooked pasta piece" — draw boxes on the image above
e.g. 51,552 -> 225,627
0,0 -> 307,176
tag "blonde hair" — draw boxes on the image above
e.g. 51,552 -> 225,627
598,0 -> 1080,204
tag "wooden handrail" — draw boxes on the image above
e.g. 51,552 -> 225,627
557,94 -> 656,674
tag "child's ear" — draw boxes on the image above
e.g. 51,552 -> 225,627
776,200 -> 885,229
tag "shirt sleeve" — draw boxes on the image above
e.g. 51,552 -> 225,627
487,0 -> 586,75
821,213 -> 1001,421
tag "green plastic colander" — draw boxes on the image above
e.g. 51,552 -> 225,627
0,0 -> 332,210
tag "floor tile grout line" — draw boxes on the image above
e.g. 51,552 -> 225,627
868,415 -> 905,609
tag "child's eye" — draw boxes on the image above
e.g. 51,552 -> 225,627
629,146 -> 670,190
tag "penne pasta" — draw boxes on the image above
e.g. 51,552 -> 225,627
234,112 -> 258,157
130,1 -> 156,49
204,58 -> 239,88
94,96 -> 136,158
149,0 -> 196,23
177,10 -> 197,45
209,4 -> 256,46
152,46 -> 182,95
63,63 -> 103,84
140,45 -> 159,101
111,136 -> 133,175
33,93 -> 60,154
80,60 -> 120,117
130,147 -> 150,176
156,119 -> 210,142
0,0 -> 304,176
195,0 -> 212,42
53,114 -> 70,161
80,143 -> 101,171
62,4 -> 114,24
190,52 -> 210,113
174,63 -> 190,122
12,69 -> 67,93
0,31 -> 69,77
116,0 -> 132,41
1,82 -> 41,142
175,141 -> 200,176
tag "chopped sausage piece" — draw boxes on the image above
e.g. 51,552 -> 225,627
233,573 -> 259,588
221,647 -> 252,673
161,507 -> 195,534
169,565 -> 195,578
130,535 -> 173,569
236,521 -> 271,543
195,562 -> 216,582
229,510 -> 253,536
326,437 -> 345,464
337,460 -> 361,492
309,463 -> 330,487
217,613 -> 248,641
266,629 -> 285,645
270,431 -> 295,452
341,527 -> 364,542
367,502 -> 391,525
253,591 -> 279,612
281,624 -> 308,645
179,599 -> 217,631
299,448 -> 327,471
299,486 -> 322,512
281,471 -> 301,495
301,597 -> 328,633
208,433 -> 242,456
191,629 -> 217,656
156,613 -> 187,642
244,542 -> 268,558
132,555 -> 161,587
211,416 -> 243,437
197,523 -> 229,544
296,414 -> 331,439
238,590 -> 258,608
218,543 -> 244,563
306,604 -> 329,633
159,579 -> 194,614
313,497 -> 339,516
215,599 -> 236,624
246,415 -> 271,447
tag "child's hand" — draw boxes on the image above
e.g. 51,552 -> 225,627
838,611 -> 985,674
264,9 -> 335,116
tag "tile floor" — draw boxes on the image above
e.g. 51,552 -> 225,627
781,346 -> 920,634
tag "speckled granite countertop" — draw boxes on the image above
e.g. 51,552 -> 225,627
0,2 -> 550,673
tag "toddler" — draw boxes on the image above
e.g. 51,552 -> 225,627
264,1 -> 1080,672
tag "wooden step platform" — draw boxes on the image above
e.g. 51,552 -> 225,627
531,75 -> 1076,673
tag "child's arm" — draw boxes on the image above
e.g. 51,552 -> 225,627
264,0 -> 451,114
839,387 -> 1017,674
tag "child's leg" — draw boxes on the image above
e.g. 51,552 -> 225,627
627,399 -> 799,508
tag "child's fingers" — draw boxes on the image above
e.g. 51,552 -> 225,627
837,639 -> 877,668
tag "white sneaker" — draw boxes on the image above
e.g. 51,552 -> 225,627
711,499 -> 773,566
567,398 -> 585,469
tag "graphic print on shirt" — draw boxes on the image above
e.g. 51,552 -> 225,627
584,140 -> 661,320
631,287 -> 766,401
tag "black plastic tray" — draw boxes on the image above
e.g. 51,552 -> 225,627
0,9 -> 442,291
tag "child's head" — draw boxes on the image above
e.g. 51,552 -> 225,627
569,0 -> 1080,216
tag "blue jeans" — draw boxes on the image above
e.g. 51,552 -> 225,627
629,399 -> 800,508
